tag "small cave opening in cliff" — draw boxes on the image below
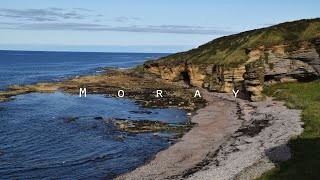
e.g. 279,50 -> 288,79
180,71 -> 191,85
264,75 -> 275,82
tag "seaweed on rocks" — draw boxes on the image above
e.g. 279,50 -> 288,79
129,110 -> 154,114
103,118 -> 196,139
235,119 -> 270,137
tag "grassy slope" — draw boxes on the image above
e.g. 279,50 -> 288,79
158,18 -> 320,67
258,81 -> 320,179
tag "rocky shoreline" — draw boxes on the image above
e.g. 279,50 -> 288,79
117,90 -> 303,180
0,68 -> 206,110
1,19 -> 320,179
0,68 -> 209,141
115,19 -> 319,179
0,68 -> 304,179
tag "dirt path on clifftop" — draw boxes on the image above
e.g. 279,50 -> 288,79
116,90 -> 243,180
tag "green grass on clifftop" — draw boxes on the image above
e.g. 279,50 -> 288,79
158,18 -> 320,67
258,81 -> 320,180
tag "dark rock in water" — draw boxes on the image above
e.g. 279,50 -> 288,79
63,116 -> 79,123
114,118 -> 127,121
112,119 -> 196,136
0,107 -> 5,111
115,135 -> 125,139
103,120 -> 110,124
129,110 -> 154,114
94,116 -> 103,120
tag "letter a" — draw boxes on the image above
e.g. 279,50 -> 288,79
194,90 -> 201,97
79,88 -> 86,97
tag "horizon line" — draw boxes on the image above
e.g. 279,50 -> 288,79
0,49 -> 174,54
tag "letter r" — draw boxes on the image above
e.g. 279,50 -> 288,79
156,90 -> 163,97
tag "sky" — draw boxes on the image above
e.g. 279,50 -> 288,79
0,0 -> 319,53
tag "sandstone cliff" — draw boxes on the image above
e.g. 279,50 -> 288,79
143,19 -> 320,101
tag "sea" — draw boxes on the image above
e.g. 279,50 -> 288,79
0,50 -> 189,179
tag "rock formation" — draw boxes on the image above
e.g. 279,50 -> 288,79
143,18 -> 320,101
144,42 -> 320,101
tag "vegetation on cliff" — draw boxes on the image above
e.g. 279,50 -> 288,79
259,81 -> 320,179
156,18 -> 320,67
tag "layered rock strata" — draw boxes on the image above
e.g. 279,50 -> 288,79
144,41 -> 320,101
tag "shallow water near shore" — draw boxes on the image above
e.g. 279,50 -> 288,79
0,50 -> 189,179
0,92 -> 188,179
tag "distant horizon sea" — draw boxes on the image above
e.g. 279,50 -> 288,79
0,50 -> 170,90
0,50 -> 189,179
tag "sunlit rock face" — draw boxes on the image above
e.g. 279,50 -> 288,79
144,41 -> 320,102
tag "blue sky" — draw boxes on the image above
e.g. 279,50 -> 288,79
0,0 -> 319,52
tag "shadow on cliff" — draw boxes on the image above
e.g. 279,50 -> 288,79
263,137 -> 320,179
180,71 -> 191,85
236,91 -> 251,101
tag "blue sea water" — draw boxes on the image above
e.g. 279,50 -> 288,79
0,50 -> 188,179
0,50 -> 167,90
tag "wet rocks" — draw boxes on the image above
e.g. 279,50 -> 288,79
0,69 -> 207,111
129,110 -> 154,114
63,116 -> 79,123
106,118 -> 195,136
115,135 -> 125,139
119,124 -> 126,130
129,90 -> 206,110
94,116 -> 103,120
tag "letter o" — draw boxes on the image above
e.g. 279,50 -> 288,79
118,90 -> 124,97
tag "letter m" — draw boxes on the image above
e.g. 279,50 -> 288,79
79,88 -> 86,97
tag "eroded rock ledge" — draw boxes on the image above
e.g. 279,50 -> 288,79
144,41 -> 320,101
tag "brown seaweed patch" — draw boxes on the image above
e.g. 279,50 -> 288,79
105,118 -> 196,137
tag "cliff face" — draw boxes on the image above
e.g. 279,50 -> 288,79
143,60 -> 207,87
144,41 -> 320,101
143,19 -> 320,101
